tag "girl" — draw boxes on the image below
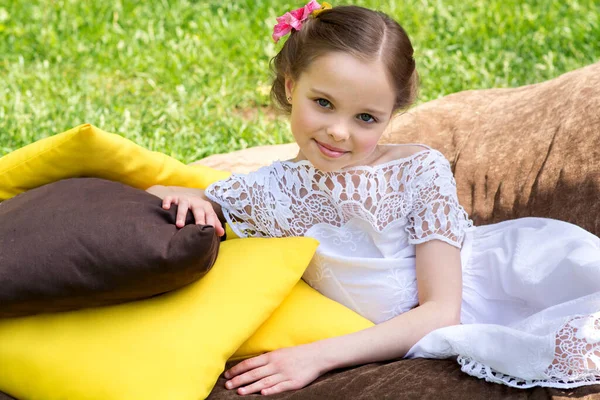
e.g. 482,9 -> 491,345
147,1 -> 600,396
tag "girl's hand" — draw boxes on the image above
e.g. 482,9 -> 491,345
162,195 -> 224,236
223,344 -> 327,396
146,185 -> 225,236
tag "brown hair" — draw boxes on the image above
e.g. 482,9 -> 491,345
270,5 -> 418,114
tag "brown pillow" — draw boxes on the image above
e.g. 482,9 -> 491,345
0,177 -> 220,318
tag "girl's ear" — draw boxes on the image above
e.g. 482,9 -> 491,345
284,76 -> 295,100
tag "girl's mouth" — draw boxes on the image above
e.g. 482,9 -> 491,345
315,140 -> 348,158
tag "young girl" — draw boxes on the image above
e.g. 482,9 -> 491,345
147,1 -> 600,396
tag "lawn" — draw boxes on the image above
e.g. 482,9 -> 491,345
1,0 -> 598,163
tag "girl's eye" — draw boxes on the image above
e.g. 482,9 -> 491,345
316,98 -> 332,108
357,113 -> 376,123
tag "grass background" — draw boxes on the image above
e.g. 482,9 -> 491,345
1,0 -> 598,162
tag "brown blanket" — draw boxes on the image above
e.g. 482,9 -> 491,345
2,359 -> 599,400
206,359 -> 600,399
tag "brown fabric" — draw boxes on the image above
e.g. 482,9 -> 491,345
381,61 -> 600,236
0,177 -> 220,318
3,359 -> 599,400
205,359 -> 600,399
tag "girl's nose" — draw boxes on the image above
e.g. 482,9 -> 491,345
326,122 -> 350,142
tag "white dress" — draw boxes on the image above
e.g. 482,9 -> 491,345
204,144 -> 600,389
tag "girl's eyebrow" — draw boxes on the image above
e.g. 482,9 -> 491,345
309,88 -> 387,116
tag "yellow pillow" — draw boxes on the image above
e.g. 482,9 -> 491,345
231,279 -> 374,361
0,123 -> 230,201
0,237 -> 318,400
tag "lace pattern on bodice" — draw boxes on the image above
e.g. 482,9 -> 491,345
205,148 -> 473,248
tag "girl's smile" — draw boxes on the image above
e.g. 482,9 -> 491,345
314,139 -> 349,158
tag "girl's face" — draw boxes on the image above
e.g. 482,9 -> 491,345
285,51 -> 396,172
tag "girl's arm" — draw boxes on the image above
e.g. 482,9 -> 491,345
316,239 -> 462,368
224,239 -> 463,395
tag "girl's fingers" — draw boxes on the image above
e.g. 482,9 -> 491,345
176,199 -> 189,228
235,374 -> 286,396
205,211 -> 225,237
216,222 -> 225,237
225,365 -> 275,390
260,380 -> 296,396
162,196 -> 173,209
225,356 -> 268,381
164,196 -> 220,233
192,207 -> 206,226
162,196 -> 180,209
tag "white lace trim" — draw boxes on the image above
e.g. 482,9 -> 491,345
205,149 -> 473,248
458,313 -> 600,389
458,357 -> 600,389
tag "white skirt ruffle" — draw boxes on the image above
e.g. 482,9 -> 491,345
407,217 -> 600,389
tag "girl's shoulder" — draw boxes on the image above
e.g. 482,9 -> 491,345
366,143 -> 450,172
376,143 -> 434,165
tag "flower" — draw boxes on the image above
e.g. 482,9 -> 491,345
272,0 -> 323,43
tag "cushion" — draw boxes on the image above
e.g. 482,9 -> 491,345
210,358 -> 586,400
0,236 -> 319,400
0,177 -> 220,318
231,279 -> 374,361
0,123 -> 231,202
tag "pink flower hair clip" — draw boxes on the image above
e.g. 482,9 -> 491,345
272,1 -> 333,43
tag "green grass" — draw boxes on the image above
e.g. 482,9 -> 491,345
1,0 -> 598,162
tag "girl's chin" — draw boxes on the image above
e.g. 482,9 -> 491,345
309,157 -> 348,172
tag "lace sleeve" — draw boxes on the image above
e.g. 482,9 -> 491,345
405,151 -> 473,248
204,165 -> 280,238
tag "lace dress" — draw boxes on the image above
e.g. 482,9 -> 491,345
204,144 -> 600,389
